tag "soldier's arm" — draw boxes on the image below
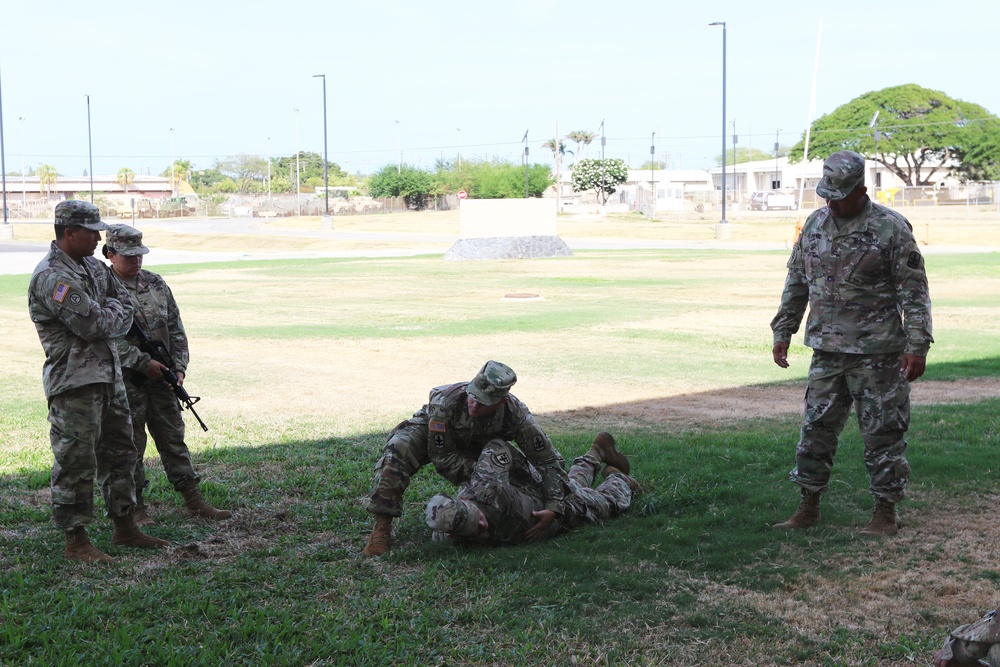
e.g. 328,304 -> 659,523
891,227 -> 933,358
34,272 -> 132,342
510,403 -> 568,515
164,282 -> 190,373
770,239 -> 810,346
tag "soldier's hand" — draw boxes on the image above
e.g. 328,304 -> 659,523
175,370 -> 185,386
524,509 -> 556,541
773,342 -> 790,369
900,353 -> 926,382
147,359 -> 169,381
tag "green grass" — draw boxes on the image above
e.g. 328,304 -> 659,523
1,247 -> 999,665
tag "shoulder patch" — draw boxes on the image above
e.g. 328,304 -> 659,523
429,420 -> 446,433
532,434 -> 546,452
53,282 -> 71,303
906,251 -> 922,269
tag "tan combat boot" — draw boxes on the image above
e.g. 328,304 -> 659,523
603,465 -> 644,495
135,488 -> 155,526
178,480 -> 232,520
859,497 -> 898,536
111,511 -> 171,549
363,514 -> 394,557
65,527 -> 115,564
772,488 -> 822,530
587,431 -> 630,475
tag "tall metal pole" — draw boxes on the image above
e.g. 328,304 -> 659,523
313,74 -> 329,226
710,21 -> 727,224
599,118 -> 605,160
19,116 -> 25,214
266,136 -> 271,200
395,120 -> 401,174
0,65 -> 8,226
170,127 -> 175,197
650,131 -> 656,217
522,129 -> 529,198
774,128 -> 781,189
294,108 -> 301,217
85,95 -> 94,203
457,128 -> 461,170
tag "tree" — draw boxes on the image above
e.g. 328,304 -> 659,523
160,159 -> 193,190
566,130 -> 597,159
37,164 -> 58,198
542,138 -> 572,159
715,147 -> 777,166
787,84 -> 1000,185
117,167 -> 135,193
215,155 -> 268,194
571,158 -> 629,205
368,164 -> 434,209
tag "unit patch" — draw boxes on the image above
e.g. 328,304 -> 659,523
68,293 -> 83,306
532,434 -> 546,452
432,433 -> 445,449
906,251 -> 922,269
492,451 -> 511,467
53,282 -> 70,303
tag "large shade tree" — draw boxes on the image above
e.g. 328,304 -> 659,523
788,84 -> 1000,185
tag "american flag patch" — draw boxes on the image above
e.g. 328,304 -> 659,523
53,282 -> 71,303
429,420 -> 446,433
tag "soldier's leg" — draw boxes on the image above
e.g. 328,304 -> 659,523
366,427 -> 431,517
788,351 -> 855,493
848,352 -> 911,503
95,381 -> 138,519
123,380 -> 152,495
144,383 -> 198,488
48,385 -> 104,530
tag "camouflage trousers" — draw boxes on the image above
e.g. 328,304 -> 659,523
125,377 -> 198,492
48,382 -> 138,529
458,441 -> 632,545
788,350 -> 911,502
367,420 -> 454,517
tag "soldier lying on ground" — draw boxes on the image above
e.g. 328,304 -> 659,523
934,604 -> 1000,667
363,360 -> 568,556
424,432 -> 641,546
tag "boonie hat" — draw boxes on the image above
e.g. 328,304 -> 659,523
105,223 -> 150,256
816,150 -> 866,201
466,360 -> 517,406
54,200 -> 109,231
425,494 -> 482,536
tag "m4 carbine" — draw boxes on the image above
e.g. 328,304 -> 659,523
127,321 -> 209,431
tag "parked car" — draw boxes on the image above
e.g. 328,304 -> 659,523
750,190 -> 797,211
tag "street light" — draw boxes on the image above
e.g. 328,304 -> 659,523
774,128 -> 781,189
312,74 -> 330,226
599,118 -> 606,160
19,116 -> 25,214
266,136 -> 271,200
522,129 -> 529,198
456,128 -> 462,170
0,65 -> 7,227
650,131 -> 656,217
395,120 -> 401,174
169,127 -> 175,197
869,110 -> 880,199
709,21 -> 727,225
85,94 -> 94,203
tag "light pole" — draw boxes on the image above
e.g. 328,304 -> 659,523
395,120 -> 401,174
709,21 -> 727,225
169,127 -> 176,197
294,108 -> 301,217
0,65 -> 7,227
650,131 -> 656,217
312,74 -> 330,227
731,119 -> 737,198
774,128 -> 781,189
522,129 -> 529,198
456,128 -> 461,170
599,118 -> 606,160
869,110 -> 880,201
266,136 -> 271,200
19,116 -> 25,214
85,94 -> 94,203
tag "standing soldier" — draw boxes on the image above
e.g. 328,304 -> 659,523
363,361 -> 570,557
103,224 -> 231,523
28,201 -> 169,563
770,151 -> 933,536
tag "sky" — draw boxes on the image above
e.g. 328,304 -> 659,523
1,0 -> 997,179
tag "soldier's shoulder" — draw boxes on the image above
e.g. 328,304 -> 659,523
869,202 -> 914,233
140,269 -> 168,287
429,382 -> 468,405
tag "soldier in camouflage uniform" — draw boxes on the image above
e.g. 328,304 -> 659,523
424,432 -> 641,546
103,224 -> 231,524
27,201 -> 170,563
934,604 -> 1000,666
363,361 -> 570,556
770,151 -> 933,536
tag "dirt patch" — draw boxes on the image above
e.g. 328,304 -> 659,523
540,377 -> 1000,432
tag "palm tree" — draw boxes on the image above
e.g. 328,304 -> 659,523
541,138 -> 572,159
117,167 -> 135,193
37,164 -> 58,200
566,130 -> 598,159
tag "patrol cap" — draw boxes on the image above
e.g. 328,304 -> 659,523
425,494 -> 481,537
105,223 -> 150,256
54,200 -> 109,231
466,360 -> 517,406
816,150 -> 866,201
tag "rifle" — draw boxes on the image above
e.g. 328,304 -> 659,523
127,321 -> 209,432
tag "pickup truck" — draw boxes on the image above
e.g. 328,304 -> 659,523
750,191 -> 798,211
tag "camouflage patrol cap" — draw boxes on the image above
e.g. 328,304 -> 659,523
467,360 -> 517,406
816,150 -> 866,201
425,494 -> 481,537
105,223 -> 150,256
54,200 -> 109,231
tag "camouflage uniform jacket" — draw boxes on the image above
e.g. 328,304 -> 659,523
771,199 -> 933,356
28,241 -> 133,398
116,269 -> 190,376
406,382 -> 569,515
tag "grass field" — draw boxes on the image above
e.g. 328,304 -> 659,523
1,212 -> 999,666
